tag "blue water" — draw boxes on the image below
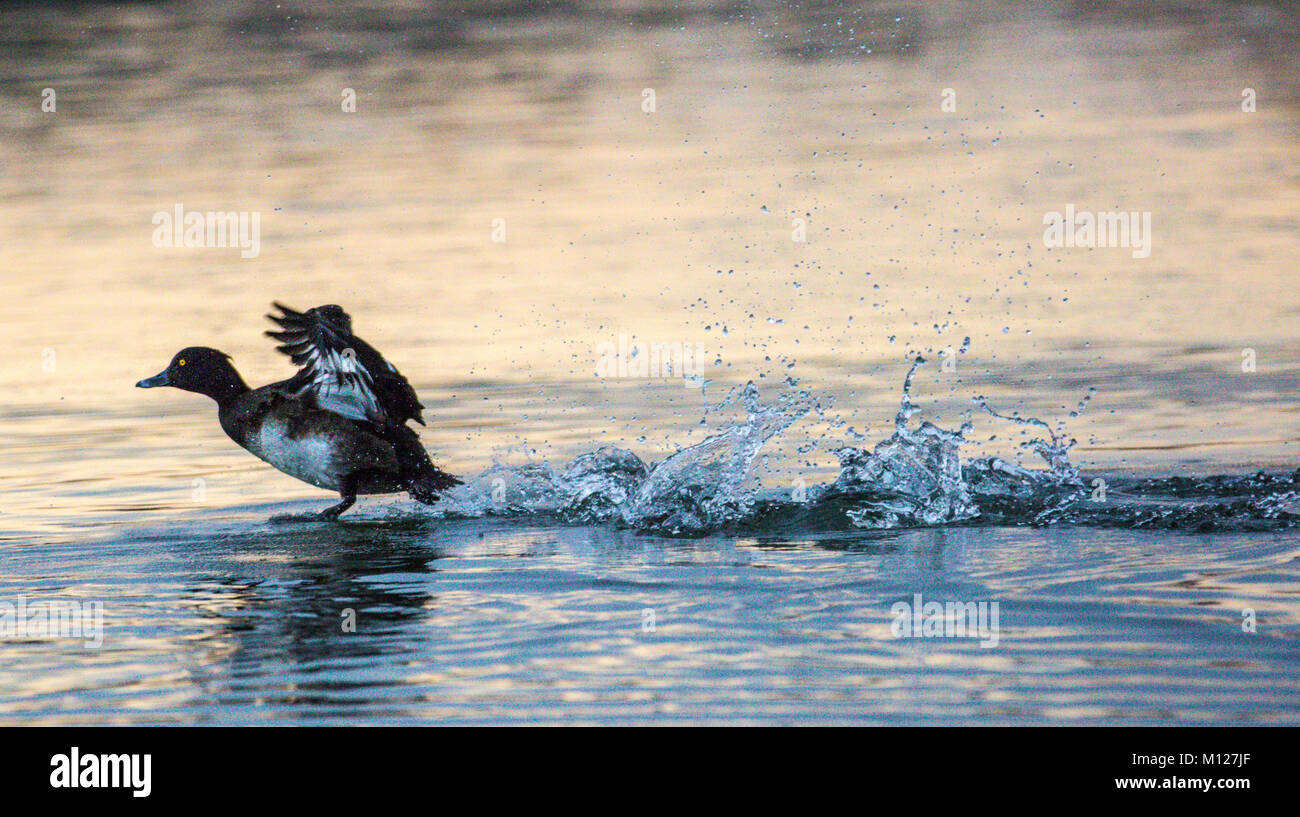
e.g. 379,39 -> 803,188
0,500 -> 1296,725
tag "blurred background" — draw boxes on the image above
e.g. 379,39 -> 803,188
1,0 -> 1299,536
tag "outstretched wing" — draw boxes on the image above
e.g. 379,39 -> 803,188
264,302 -> 426,426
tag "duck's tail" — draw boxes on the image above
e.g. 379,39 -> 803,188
407,468 -> 463,505
373,422 -> 462,505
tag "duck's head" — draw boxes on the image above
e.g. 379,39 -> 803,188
137,347 -> 247,401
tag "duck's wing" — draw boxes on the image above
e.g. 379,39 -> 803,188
264,302 -> 426,426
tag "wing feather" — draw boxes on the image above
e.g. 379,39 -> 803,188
264,302 -> 426,426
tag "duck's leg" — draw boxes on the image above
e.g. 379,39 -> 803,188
317,477 -> 358,519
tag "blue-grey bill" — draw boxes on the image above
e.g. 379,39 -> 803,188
136,370 -> 171,388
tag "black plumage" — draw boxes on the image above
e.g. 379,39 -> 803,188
136,304 -> 461,519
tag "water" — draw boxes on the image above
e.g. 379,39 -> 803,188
5,518 -> 1297,725
1,0 -> 1299,725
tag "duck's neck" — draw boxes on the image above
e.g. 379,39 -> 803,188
205,368 -> 251,407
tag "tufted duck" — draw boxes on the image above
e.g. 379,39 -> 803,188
137,303 -> 461,519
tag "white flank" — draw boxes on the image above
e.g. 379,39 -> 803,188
244,418 -> 339,490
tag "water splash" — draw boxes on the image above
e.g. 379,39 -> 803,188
826,357 -> 980,528
435,382 -> 811,535
559,447 -> 649,523
972,394 -> 1083,486
426,361 -> 1299,536
622,382 -> 811,533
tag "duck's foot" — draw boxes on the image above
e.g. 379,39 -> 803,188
269,495 -> 356,524
268,477 -> 362,523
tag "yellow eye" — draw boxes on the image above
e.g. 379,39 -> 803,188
178,359 -> 187,367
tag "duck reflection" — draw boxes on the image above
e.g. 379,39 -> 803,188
172,517 -> 455,713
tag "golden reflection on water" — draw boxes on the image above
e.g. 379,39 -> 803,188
1,1 -> 1299,531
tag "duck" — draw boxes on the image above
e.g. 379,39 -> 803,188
137,302 -> 462,519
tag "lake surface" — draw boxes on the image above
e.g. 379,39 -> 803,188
0,0 -> 1298,725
